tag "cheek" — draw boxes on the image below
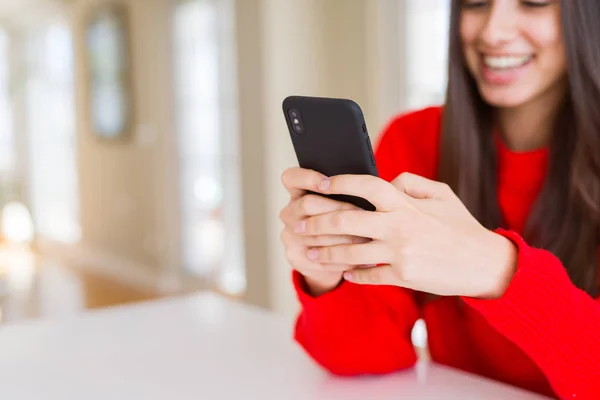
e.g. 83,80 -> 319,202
460,15 -> 480,48
525,19 -> 567,80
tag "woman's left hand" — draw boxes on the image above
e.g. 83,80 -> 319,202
295,172 -> 518,298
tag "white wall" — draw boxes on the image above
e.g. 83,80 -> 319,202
260,0 -> 335,316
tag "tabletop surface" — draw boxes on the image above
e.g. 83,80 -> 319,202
0,292 -> 550,400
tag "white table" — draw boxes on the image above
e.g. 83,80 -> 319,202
0,293 -> 550,399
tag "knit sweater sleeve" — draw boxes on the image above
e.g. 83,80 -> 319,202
462,229 -> 600,400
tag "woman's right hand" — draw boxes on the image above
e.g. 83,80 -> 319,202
279,168 -> 370,297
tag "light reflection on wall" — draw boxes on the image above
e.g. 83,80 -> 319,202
1,202 -> 34,244
193,175 -> 223,211
404,0 -> 450,110
0,28 -> 14,176
174,0 -> 245,295
26,22 -> 80,244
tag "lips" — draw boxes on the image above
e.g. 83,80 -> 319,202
479,54 -> 534,85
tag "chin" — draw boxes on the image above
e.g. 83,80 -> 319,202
478,86 -> 533,108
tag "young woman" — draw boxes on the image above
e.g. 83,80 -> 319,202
279,0 -> 600,399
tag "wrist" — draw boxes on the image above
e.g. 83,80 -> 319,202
480,231 -> 518,299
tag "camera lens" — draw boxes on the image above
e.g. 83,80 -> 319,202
288,109 -> 304,134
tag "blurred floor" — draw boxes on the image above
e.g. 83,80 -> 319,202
0,243 -> 168,324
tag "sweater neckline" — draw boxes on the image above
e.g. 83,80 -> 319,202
494,133 -> 549,185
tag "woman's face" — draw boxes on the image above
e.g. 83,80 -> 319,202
460,0 -> 567,108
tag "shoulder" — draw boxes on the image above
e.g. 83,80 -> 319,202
373,106 -> 443,182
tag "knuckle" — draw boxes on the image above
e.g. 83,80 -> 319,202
313,235 -> 333,247
378,215 -> 396,239
278,206 -> 289,223
303,216 -> 315,234
281,168 -> 293,187
315,261 -> 328,272
330,211 -> 345,231
311,236 -> 328,247
373,269 -> 385,284
397,171 -> 411,183
299,195 -> 315,215
303,217 -> 316,234
280,206 -> 298,227
398,267 -> 410,282
363,178 -> 377,193
316,263 -> 332,272
284,247 -> 296,263
364,269 -> 380,284
300,235 -> 315,246
279,229 -> 286,243
280,228 -> 291,245
327,175 -> 341,191
343,245 -> 356,261
318,247 -> 332,262
385,246 -> 397,264
396,262 -> 411,282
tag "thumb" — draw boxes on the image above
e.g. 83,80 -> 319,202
392,172 -> 452,200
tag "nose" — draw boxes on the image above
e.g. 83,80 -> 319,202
479,1 -> 519,47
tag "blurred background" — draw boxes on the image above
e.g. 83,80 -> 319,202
0,0 -> 450,325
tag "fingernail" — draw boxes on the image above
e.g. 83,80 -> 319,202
295,220 -> 306,233
307,249 -> 319,260
318,178 -> 330,192
344,271 -> 353,281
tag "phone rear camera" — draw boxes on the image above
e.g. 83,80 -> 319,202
288,109 -> 304,134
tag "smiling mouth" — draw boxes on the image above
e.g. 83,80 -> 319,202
482,54 -> 534,70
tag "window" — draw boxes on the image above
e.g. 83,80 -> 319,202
26,23 -> 80,243
174,0 -> 245,295
0,28 -> 15,204
403,0 -> 451,110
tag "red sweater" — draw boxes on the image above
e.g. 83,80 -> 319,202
292,107 -> 600,399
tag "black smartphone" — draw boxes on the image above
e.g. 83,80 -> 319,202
282,95 -> 378,211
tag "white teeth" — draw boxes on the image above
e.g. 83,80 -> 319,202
483,55 -> 532,69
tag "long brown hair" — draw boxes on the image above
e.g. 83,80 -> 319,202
440,0 -> 600,296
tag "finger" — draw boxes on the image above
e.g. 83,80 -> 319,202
281,231 -> 356,273
281,168 -> 328,200
392,172 -> 454,201
285,251 -> 353,273
280,194 -> 359,226
316,174 -> 409,212
306,263 -> 353,272
300,210 -> 388,239
307,241 -> 392,265
300,234 -> 370,247
281,226 -> 370,248
343,265 -> 400,286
